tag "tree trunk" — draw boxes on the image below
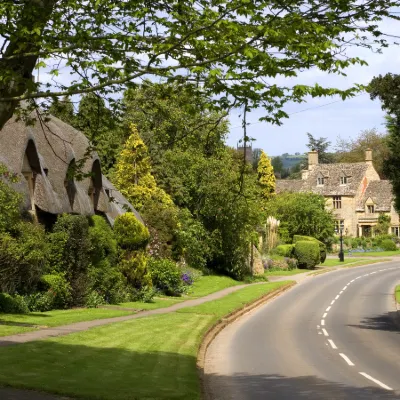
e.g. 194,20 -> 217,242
0,0 -> 57,129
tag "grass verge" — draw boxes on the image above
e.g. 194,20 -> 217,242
344,250 -> 400,257
396,285 -> 400,304
264,268 -> 308,276
0,281 -> 292,400
117,275 -> 241,310
0,308 -> 135,337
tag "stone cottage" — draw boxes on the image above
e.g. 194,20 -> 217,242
276,150 -> 400,237
0,112 -> 141,227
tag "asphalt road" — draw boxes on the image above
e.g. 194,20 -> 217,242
204,261 -> 400,399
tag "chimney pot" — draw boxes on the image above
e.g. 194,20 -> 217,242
308,150 -> 318,169
365,148 -> 373,163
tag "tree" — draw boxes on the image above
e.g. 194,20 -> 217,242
48,96 -> 75,127
369,74 -> 400,210
122,82 -> 228,163
271,156 -> 284,176
113,124 -> 172,211
335,129 -> 389,178
0,1 -> 397,129
306,133 -> 335,164
264,192 -> 334,243
257,151 -> 275,200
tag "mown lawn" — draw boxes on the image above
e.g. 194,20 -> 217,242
345,250 -> 400,257
0,308 -> 135,337
395,285 -> 400,304
320,258 -> 369,267
264,268 -> 308,276
0,281 -> 292,400
118,275 -> 241,310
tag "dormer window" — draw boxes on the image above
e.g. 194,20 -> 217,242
317,175 -> 324,186
367,205 -> 375,214
340,176 -> 347,185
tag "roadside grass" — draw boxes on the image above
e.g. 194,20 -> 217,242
345,250 -> 400,257
118,275 -> 241,310
0,281 -> 292,400
0,308 -> 135,337
320,258 -> 369,267
395,285 -> 400,304
264,268 -> 307,276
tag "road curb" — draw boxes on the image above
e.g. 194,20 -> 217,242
197,281 -> 296,400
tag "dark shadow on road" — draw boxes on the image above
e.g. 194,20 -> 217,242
204,372 -> 400,400
347,311 -> 400,333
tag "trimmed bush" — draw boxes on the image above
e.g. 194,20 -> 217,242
148,258 -> 185,296
380,239 -> 397,251
0,293 -> 29,314
293,234 -> 326,264
118,251 -> 152,290
294,241 -> 320,269
114,212 -> 150,250
274,244 -> 294,257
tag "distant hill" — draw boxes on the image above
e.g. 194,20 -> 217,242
273,153 -> 306,170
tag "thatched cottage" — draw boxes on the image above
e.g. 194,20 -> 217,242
276,150 -> 400,237
0,112 -> 141,227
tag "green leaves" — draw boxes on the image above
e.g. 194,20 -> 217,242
1,0 -> 398,128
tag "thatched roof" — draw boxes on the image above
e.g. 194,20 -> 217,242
0,112 -> 142,224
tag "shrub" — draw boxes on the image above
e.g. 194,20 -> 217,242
0,222 -> 47,295
118,251 -> 152,290
380,239 -> 397,251
274,244 -> 294,257
0,293 -> 29,314
114,212 -> 150,250
293,235 -> 326,264
89,215 -> 117,267
293,241 -> 320,269
39,273 -> 72,309
130,286 -> 157,303
47,214 -> 91,306
285,257 -> 298,270
25,292 -> 54,312
88,262 -> 130,304
0,164 -> 22,233
85,291 -> 105,308
148,258 -> 185,296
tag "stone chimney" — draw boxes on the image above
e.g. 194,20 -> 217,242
308,150 -> 318,170
365,148 -> 373,165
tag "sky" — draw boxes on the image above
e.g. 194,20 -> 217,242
226,18 -> 400,156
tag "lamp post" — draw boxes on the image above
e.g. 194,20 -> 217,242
338,228 -> 344,262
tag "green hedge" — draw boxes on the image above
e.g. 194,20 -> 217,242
274,244 -> 294,257
293,235 -> 326,264
293,241 -> 320,269
380,239 -> 397,251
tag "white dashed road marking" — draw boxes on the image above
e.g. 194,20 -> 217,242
317,266 -> 398,391
339,353 -> 354,366
359,373 -> 393,391
328,339 -> 337,349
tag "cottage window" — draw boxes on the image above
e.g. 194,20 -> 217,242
333,196 -> 342,209
392,227 -> 400,237
367,205 -> 375,214
340,176 -> 347,185
317,176 -> 324,185
335,220 -> 344,232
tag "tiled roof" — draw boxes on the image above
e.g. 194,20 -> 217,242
357,180 -> 393,212
302,163 -> 369,196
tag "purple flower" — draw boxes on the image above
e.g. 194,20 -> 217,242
181,273 -> 193,285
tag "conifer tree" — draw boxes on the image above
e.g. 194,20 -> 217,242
113,124 -> 172,211
257,151 -> 276,200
